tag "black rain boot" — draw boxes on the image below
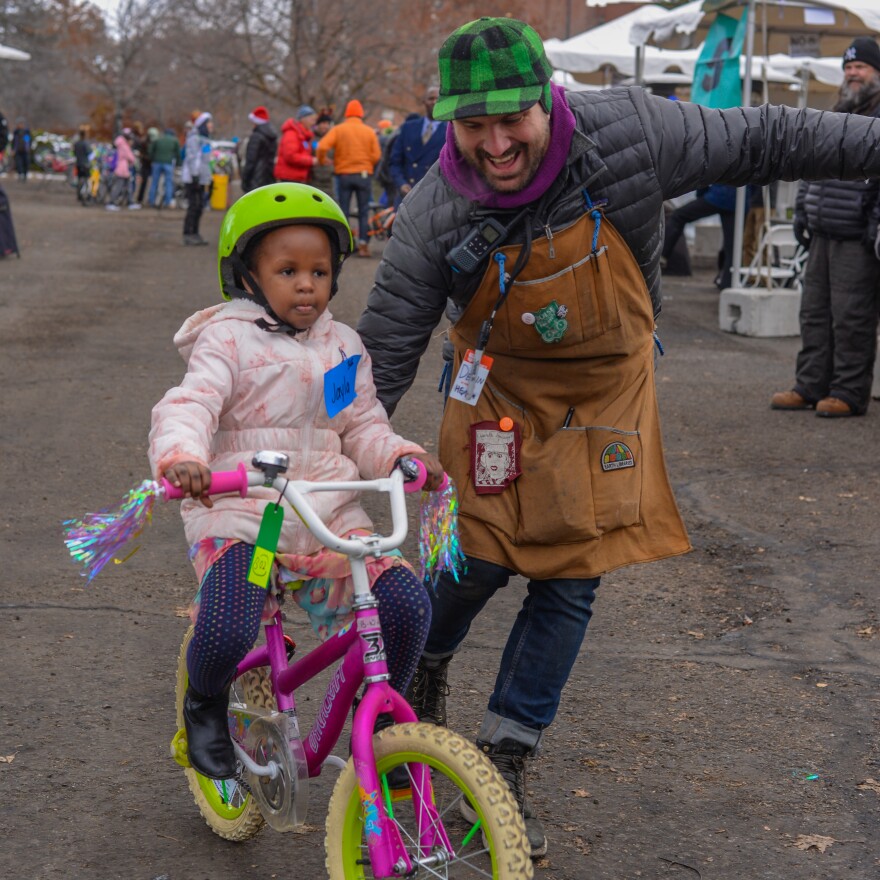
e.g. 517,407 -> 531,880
403,655 -> 452,727
183,684 -> 237,780
469,738 -> 547,858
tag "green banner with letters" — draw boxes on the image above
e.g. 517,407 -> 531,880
691,10 -> 748,109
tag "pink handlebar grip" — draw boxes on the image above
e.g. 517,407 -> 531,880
160,462 -> 249,501
402,459 -> 450,494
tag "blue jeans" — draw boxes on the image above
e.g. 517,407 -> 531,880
149,162 -> 174,207
423,556 -> 599,752
335,173 -> 372,244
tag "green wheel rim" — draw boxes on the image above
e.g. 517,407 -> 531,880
194,772 -> 251,820
337,749 -> 496,878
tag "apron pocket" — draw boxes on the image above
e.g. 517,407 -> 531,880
515,428 -> 600,545
500,247 -> 620,354
586,428 -> 643,533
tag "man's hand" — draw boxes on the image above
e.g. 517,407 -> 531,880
400,183 -> 412,196
408,453 -> 445,492
163,461 -> 214,507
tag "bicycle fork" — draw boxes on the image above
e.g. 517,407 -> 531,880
349,568 -> 454,877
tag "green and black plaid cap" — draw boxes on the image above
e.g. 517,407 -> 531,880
434,17 -> 553,122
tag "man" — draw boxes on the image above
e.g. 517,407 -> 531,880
388,85 -> 447,207
357,17 -> 880,858
240,105 -> 278,193
661,184 -> 737,290
770,37 -> 880,418
316,99 -> 381,257
148,127 -> 180,209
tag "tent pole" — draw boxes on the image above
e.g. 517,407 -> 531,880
730,0 -> 756,289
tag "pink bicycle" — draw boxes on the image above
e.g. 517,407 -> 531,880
163,451 -> 532,879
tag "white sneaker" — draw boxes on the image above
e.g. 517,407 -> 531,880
105,204 -> 120,211
128,203 -> 142,210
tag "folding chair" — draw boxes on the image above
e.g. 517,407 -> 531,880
740,222 -> 807,293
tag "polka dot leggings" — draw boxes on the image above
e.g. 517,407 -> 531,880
186,542 -> 432,697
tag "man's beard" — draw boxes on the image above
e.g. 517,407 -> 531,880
834,75 -> 880,113
456,127 -> 550,194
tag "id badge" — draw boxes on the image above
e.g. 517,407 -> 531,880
448,349 -> 493,406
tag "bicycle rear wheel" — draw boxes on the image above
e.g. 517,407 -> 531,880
325,723 -> 533,879
174,625 -> 274,841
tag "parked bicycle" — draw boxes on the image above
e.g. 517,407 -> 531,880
68,452 -> 532,878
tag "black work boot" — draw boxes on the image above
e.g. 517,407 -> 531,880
472,739 -> 547,858
183,684 -> 237,779
403,655 -> 452,727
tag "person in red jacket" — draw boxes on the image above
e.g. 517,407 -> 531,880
274,105 -> 318,184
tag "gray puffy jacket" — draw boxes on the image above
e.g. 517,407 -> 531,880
358,87 -> 880,412
797,178 -> 878,240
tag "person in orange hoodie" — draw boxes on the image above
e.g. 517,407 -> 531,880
274,105 -> 318,185
317,99 -> 381,257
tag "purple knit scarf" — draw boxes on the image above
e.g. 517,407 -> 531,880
438,82 -> 575,209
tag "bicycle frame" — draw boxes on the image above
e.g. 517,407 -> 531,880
229,470 -> 451,877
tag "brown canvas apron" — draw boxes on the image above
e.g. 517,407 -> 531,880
439,205 -> 691,579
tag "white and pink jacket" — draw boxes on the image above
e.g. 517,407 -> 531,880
149,299 -> 424,556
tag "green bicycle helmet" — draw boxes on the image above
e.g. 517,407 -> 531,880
217,182 -> 354,301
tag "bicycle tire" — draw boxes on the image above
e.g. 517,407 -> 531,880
325,723 -> 533,880
174,625 -> 274,841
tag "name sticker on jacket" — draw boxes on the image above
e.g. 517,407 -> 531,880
324,354 -> 361,418
449,349 -> 494,406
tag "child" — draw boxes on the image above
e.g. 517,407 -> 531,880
149,182 -> 443,780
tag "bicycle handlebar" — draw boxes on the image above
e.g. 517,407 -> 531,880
157,454 -> 449,559
161,458 -> 447,501
160,462 -> 249,500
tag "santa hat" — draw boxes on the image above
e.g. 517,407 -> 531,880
193,112 -> 212,129
249,105 -> 270,125
344,99 -> 364,118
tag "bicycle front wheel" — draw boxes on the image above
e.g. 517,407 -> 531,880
326,723 -> 533,880
174,625 -> 274,841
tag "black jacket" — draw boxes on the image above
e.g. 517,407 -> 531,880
241,123 -> 278,193
358,88 -> 880,412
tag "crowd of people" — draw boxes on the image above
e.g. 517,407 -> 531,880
2,96 -> 445,254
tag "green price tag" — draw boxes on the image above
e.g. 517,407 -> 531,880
247,504 -> 284,589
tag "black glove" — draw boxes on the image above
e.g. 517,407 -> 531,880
793,217 -> 810,251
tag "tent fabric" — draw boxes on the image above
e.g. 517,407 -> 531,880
0,43 -> 30,61
545,4 -> 700,77
629,0 -> 880,49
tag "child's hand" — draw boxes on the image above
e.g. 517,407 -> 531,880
163,461 -> 214,508
410,453 -> 445,492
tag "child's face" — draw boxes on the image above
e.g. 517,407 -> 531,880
248,225 -> 334,331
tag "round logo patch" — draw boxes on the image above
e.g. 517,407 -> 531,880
601,442 -> 635,471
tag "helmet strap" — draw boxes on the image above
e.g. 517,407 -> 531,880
228,250 -> 303,335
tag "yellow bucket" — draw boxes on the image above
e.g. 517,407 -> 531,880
210,173 -> 229,211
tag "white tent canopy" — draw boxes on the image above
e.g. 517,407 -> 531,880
0,43 -> 30,61
545,4 -> 699,77
546,4 -> 802,86
629,0 -> 880,52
